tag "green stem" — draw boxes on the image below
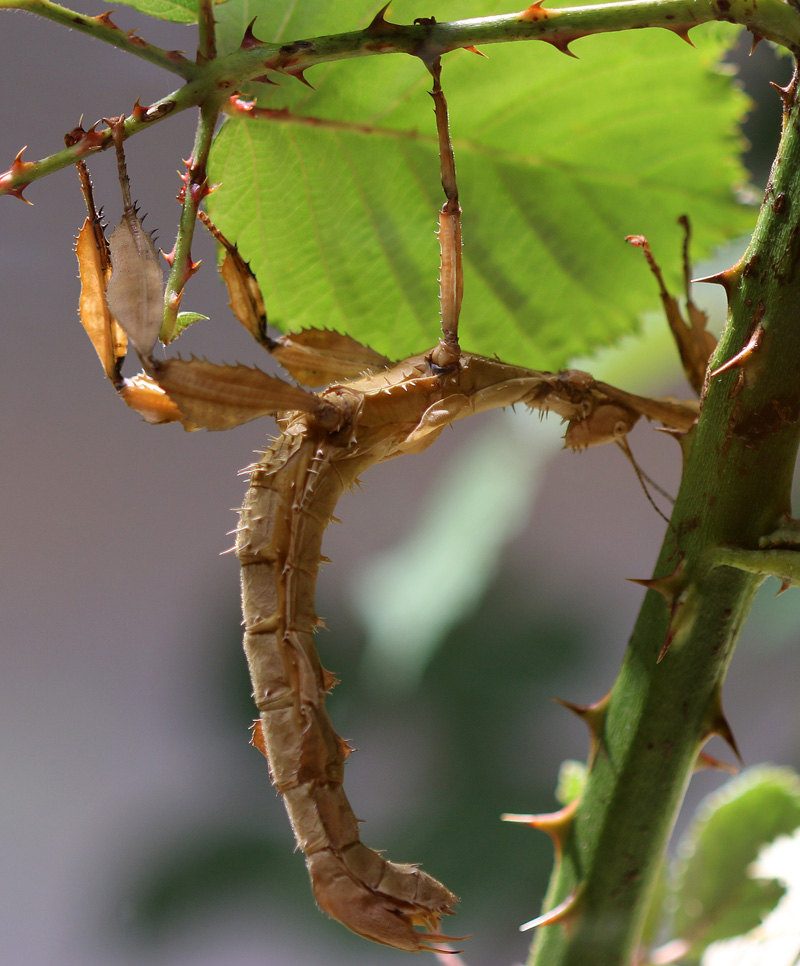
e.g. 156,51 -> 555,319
157,0 -> 220,342
196,0 -> 216,62
528,60 -> 800,966
0,80 -> 206,200
161,94 -> 223,343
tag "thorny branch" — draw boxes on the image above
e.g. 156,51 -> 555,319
161,93 -> 224,343
4,0 -> 800,199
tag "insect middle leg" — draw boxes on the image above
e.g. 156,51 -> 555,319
428,57 -> 463,371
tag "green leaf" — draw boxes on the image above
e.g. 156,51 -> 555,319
113,0 -> 230,25
208,1 -> 752,368
667,767 -> 800,962
173,310 -> 209,338
700,827 -> 800,966
556,760 -> 587,806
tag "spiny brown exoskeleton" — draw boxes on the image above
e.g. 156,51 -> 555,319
73,65 -> 699,952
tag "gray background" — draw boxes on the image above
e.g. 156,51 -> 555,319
2,6 -> 799,966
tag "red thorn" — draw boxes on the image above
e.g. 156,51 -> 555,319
241,18 -> 266,48
656,577 -> 698,664
520,1 -> 549,22
78,128 -> 107,153
166,49 -> 189,64
93,10 -> 120,29
9,145 -> 34,174
163,246 -> 177,267
627,557 -> 686,609
131,97 -> 147,123
695,750 -> 738,775
285,67 -> 315,89
692,270 -> 733,291
704,693 -> 744,766
126,30 -> 147,48
65,121 -> 107,156
367,2 -> 399,32
554,691 -> 611,763
656,632 -> 673,663
710,324 -> 765,379
630,556 -> 685,600
544,35 -> 579,58
3,182 -> 32,204
771,79 -> 795,108
463,45 -> 488,58
189,179 -> 211,206
749,32 -> 764,54
519,887 -> 582,932
0,146 -> 35,203
502,798 -> 578,864
711,717 -> 744,766
669,25 -> 695,46
777,578 -> 793,595
252,73 -> 280,85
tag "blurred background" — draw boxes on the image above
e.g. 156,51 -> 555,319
2,5 -> 800,966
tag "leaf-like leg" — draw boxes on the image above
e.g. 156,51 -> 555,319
69,131 -> 127,385
199,209 -> 393,385
104,117 -> 164,358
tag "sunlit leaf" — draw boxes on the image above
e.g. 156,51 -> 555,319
701,826 -> 800,966
173,310 -> 209,337
556,760 -> 587,806
113,0 -> 230,25
208,1 -> 751,368
666,767 -> 800,962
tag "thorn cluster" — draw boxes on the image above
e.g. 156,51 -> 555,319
0,147 -> 35,203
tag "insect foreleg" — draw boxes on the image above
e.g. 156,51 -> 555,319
428,57 -> 462,371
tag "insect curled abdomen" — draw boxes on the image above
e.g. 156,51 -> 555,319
236,418 -> 457,952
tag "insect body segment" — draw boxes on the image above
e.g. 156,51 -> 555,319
238,391 -> 459,952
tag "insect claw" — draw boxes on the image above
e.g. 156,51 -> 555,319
418,932 -> 471,952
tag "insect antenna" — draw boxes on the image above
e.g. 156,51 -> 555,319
614,437 -> 676,532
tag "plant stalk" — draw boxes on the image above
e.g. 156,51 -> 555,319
529,60 -> 800,966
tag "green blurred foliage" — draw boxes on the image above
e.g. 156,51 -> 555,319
113,0 -> 230,23
655,767 -> 800,963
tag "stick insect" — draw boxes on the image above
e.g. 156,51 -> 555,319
74,59 -> 703,953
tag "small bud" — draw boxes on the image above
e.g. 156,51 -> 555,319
519,1 -> 548,23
